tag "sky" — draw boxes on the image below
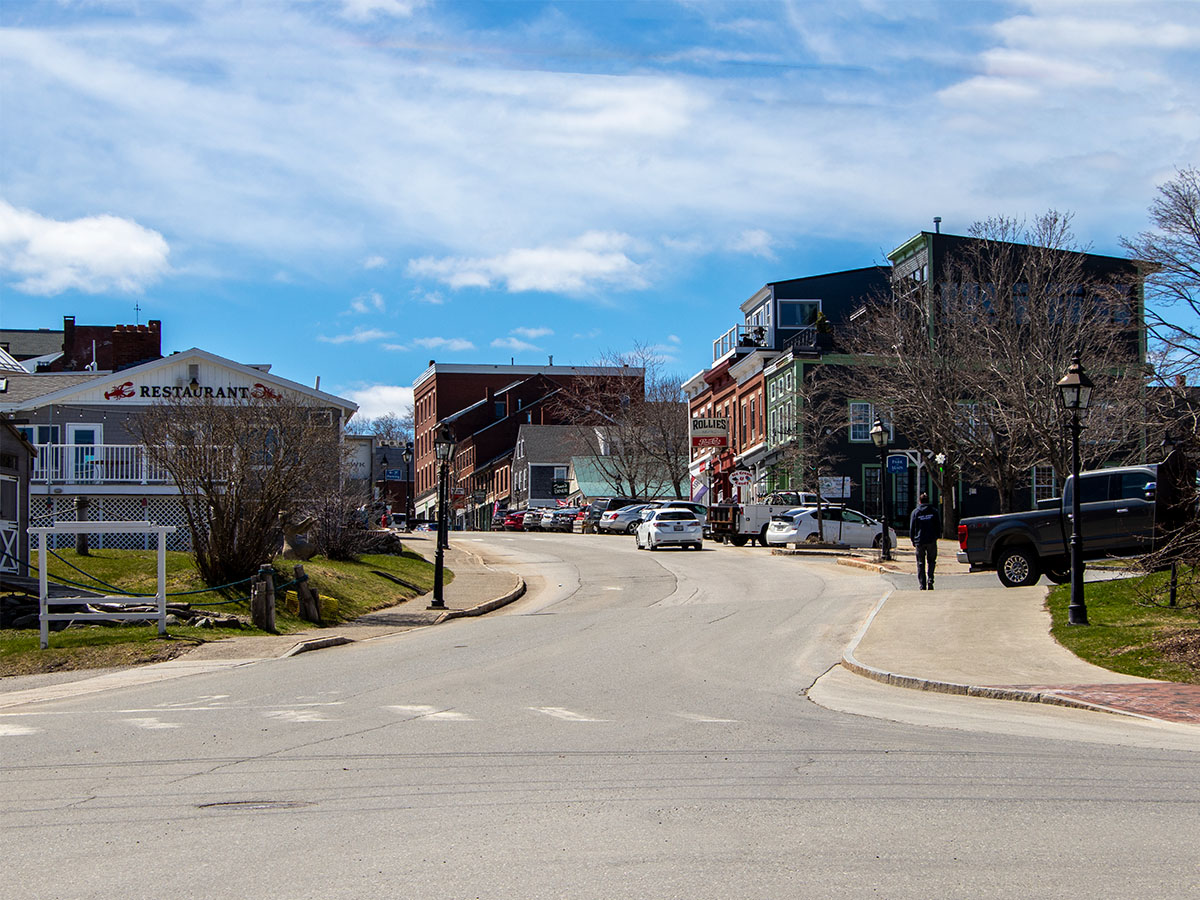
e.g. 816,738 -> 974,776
1,0 -> 1197,421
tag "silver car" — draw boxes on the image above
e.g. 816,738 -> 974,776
598,503 -> 650,534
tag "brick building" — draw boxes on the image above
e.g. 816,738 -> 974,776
411,362 -> 644,527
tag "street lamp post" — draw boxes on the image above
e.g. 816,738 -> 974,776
1056,353 -> 1094,626
401,442 -> 414,532
1162,433 -> 1179,607
431,426 -> 456,610
870,416 -> 892,562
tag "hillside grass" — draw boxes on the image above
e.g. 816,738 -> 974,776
1047,566 -> 1200,684
1,546 -> 443,677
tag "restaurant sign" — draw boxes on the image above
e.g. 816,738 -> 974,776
690,416 -> 729,448
101,381 -> 285,402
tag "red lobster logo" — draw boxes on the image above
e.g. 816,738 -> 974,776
251,382 -> 283,401
104,381 -> 135,400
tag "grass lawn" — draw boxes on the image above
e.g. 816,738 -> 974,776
1,547 -> 443,677
1048,567 -> 1200,684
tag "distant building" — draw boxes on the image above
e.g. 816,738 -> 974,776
411,362 -> 644,528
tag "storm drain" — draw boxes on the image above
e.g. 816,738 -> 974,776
197,800 -> 314,811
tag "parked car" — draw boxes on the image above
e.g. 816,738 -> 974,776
654,500 -> 708,527
635,509 -> 703,550
598,503 -> 651,534
491,509 -> 509,530
503,509 -> 530,531
765,506 -> 898,549
584,497 -> 640,530
544,507 -> 579,531
525,507 -> 552,531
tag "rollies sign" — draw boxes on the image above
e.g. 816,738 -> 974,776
690,416 -> 729,448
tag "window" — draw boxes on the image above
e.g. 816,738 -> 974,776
777,300 -> 820,328
1033,466 -> 1057,503
849,402 -> 891,442
17,425 -> 59,445
1117,471 -> 1154,500
863,467 -> 882,516
553,466 -> 568,482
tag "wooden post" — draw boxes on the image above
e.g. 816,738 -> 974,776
74,497 -> 90,556
259,564 -> 277,633
294,564 -> 321,623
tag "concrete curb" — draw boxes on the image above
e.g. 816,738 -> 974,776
438,578 -> 527,622
840,590 -> 1161,722
836,557 -> 905,574
280,636 -> 355,657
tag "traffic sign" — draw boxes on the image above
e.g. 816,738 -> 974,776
887,455 -> 907,474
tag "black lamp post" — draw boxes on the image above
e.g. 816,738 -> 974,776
870,416 -> 892,561
431,425 -> 456,610
1056,353 -> 1094,626
401,442 -> 414,532
1162,433 -> 1179,607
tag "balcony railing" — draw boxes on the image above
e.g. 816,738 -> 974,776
31,444 -> 174,485
782,326 -> 817,354
713,324 -> 770,362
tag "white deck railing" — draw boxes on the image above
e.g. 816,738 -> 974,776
31,444 -> 174,485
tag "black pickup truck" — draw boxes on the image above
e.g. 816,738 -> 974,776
957,465 -> 1162,587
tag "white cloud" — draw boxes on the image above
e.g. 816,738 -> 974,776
411,288 -> 445,305
0,200 -> 169,295
318,327 -> 395,344
512,326 -> 553,339
729,228 -> 776,259
338,0 -> 425,21
363,255 -> 387,270
348,290 -> 386,314
407,232 -> 648,294
491,336 -> 539,352
412,336 -> 476,351
341,383 -> 414,420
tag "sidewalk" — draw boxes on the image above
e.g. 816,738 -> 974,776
838,540 -> 1200,727
0,535 -> 524,708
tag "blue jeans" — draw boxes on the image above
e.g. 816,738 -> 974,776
916,542 -> 938,589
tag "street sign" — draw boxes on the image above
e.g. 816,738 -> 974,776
690,416 -> 729,448
887,454 -> 908,474
472,490 -> 486,502
384,468 -> 403,481
729,469 -> 753,486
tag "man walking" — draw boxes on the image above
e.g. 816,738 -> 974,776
909,492 -> 941,590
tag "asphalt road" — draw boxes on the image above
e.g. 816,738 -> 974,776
2,533 -> 1197,899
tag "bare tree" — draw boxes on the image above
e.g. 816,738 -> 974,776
1122,166 -> 1200,387
133,395 -> 345,585
547,345 -> 688,499
847,211 -> 1145,518
346,409 -> 414,444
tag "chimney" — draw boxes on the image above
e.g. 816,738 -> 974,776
548,355 -> 553,366
933,216 -> 942,234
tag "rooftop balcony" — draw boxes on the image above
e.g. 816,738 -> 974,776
712,324 -> 770,362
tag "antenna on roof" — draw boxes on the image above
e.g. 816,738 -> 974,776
933,216 -> 942,234
134,301 -> 141,325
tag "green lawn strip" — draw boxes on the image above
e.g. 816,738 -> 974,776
1047,568 -> 1200,685
2,547 -> 442,677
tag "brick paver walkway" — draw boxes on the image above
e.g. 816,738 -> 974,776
1003,683 -> 1200,724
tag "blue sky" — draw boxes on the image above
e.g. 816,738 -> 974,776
1,0 -> 1197,419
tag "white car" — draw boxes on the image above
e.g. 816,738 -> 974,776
635,509 -> 703,550
765,506 -> 898,549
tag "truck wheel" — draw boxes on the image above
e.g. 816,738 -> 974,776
997,546 -> 1041,587
1044,567 -> 1070,585
729,534 -> 749,547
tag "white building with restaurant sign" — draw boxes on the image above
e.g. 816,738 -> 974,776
0,348 -> 357,551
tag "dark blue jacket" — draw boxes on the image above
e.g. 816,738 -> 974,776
909,503 -> 941,546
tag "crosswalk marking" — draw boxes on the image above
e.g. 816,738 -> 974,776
530,707 -> 607,722
124,717 -> 181,730
263,709 -> 332,723
388,704 -> 474,721
673,712 -> 739,723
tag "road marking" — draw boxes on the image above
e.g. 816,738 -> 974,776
124,717 -> 181,730
530,707 -> 607,722
673,712 -> 739,723
263,709 -> 332,723
387,704 -> 474,721
0,723 -> 39,736
602,586 -> 623,591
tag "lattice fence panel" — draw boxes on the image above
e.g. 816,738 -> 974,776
146,497 -> 192,551
97,498 -> 146,550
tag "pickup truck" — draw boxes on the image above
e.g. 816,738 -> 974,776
957,465 -> 1161,587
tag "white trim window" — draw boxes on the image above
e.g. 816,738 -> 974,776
849,402 -> 892,442
1033,465 -> 1057,503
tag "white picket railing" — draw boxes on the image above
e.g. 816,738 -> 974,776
30,444 -> 174,485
